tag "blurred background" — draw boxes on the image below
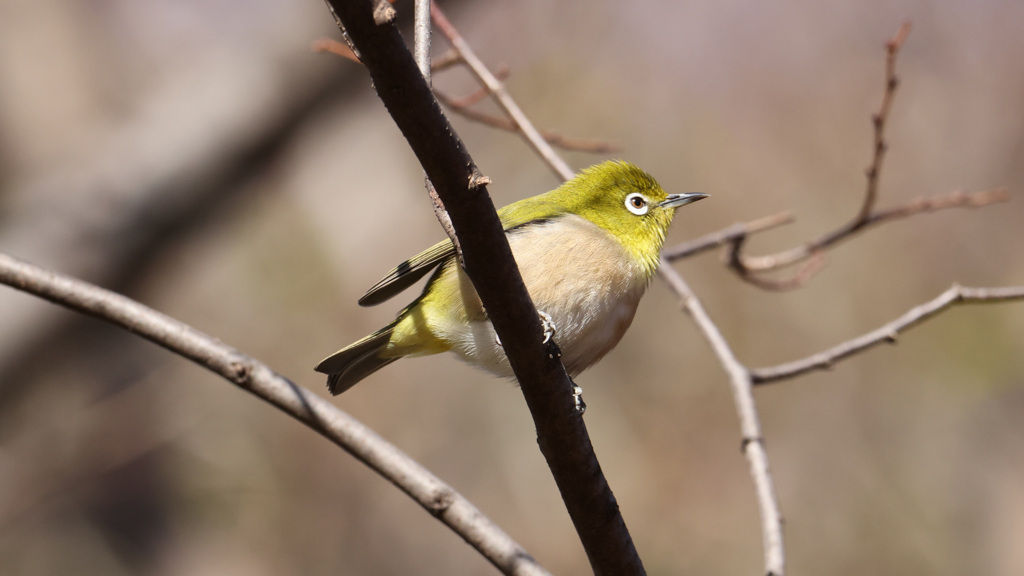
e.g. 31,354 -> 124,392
1,0 -> 1022,574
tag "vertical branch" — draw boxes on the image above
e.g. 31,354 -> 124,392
659,259 -> 786,576
323,2 -> 645,574
856,21 -> 911,223
412,0 -> 464,264
413,0 -> 432,84
430,2 -> 575,181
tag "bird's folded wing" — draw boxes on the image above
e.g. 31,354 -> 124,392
358,239 -> 455,306
358,199 -> 565,307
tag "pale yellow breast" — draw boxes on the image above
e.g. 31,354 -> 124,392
407,214 -> 650,378
513,215 -> 649,375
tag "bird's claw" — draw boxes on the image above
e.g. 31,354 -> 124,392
572,383 -> 586,414
538,310 -> 557,344
493,310 -> 556,348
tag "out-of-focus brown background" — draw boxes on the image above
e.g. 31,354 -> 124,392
1,0 -> 1022,574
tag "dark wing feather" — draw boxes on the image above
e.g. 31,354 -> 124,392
357,239 -> 455,306
315,324 -> 398,394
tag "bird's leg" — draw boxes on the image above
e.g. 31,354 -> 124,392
494,309 -> 558,348
491,311 -> 581,413
537,310 -> 557,344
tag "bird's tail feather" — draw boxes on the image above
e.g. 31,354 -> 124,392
315,324 -> 398,395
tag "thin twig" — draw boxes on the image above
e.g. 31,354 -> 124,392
858,21 -> 911,223
312,37 -> 361,62
427,178 -> 465,267
658,259 -> 786,576
430,1 -> 575,181
751,284 -> 1024,384
728,243 -> 828,292
662,211 -> 795,261
435,91 -> 621,154
737,187 -> 1009,272
437,66 -> 511,107
669,23 -> 1009,290
413,0 -> 431,84
316,12 -> 616,158
316,37 -> 463,73
431,49 -> 462,72
723,22 -> 1006,289
0,252 -> 551,576
411,0 -> 465,265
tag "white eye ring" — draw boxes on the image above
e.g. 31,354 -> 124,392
624,193 -> 649,215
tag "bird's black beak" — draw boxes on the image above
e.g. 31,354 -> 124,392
659,193 -> 709,208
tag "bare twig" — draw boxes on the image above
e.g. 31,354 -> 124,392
437,65 -> 511,107
435,91 -> 621,154
658,259 -> 786,576
0,252 -> 550,576
431,49 -> 462,72
723,23 -> 1010,291
858,21 -> 911,222
312,37 -> 361,62
662,211 -> 794,261
316,12 -> 617,157
411,0 -> 466,266
426,178 -> 465,268
751,284 -> 1024,384
736,187 -> 1009,272
413,0 -> 431,84
728,243 -> 828,292
430,1 -> 575,181
316,37 -> 464,73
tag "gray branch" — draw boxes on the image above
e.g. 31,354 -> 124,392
0,251 -> 551,576
658,259 -> 787,576
751,284 -> 1024,384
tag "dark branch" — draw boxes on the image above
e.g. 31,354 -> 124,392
321,1 -> 645,574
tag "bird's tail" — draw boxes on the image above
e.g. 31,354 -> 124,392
315,323 -> 399,395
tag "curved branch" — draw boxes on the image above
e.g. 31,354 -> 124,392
0,252 -> 550,576
662,211 -> 794,261
751,284 -> 1024,384
658,259 -> 786,576
720,23 -> 1007,290
736,187 -> 1009,274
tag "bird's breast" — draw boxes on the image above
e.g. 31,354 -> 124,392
436,214 -> 650,377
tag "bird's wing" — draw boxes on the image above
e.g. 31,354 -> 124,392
358,197 -> 566,307
496,195 -> 563,230
358,239 -> 456,306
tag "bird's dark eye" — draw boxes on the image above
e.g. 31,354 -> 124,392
624,193 -> 649,215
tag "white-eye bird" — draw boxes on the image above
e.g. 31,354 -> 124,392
316,160 -> 706,394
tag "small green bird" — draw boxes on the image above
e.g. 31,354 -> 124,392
316,160 -> 706,394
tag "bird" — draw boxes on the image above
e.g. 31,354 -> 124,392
315,160 -> 707,395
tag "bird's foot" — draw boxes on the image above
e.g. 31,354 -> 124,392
538,310 -> 557,344
493,310 -> 557,348
571,380 -> 586,414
